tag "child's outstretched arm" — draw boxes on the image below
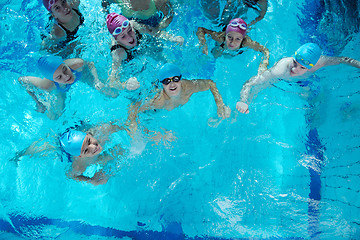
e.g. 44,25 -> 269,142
10,138 -> 57,162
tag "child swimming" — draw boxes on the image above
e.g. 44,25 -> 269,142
11,123 -> 125,186
197,18 -> 269,74
236,43 -> 360,114
18,55 -> 116,120
41,0 -> 84,54
106,13 -> 183,88
127,63 -> 231,131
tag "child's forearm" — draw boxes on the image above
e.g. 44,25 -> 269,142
208,81 -> 225,108
196,28 -> 206,43
340,56 -> 360,68
86,61 -> 103,87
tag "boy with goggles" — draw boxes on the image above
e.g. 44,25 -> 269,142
197,18 -> 269,74
160,75 -> 182,85
127,63 -> 231,130
236,43 -> 360,114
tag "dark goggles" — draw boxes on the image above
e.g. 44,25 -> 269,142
161,75 -> 182,85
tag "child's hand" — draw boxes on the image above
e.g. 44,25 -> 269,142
236,101 -> 249,114
95,81 -> 105,90
171,36 -> 184,46
150,128 -> 177,148
125,77 -> 140,90
217,105 -> 231,119
201,44 -> 209,55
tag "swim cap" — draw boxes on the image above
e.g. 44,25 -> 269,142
59,130 -> 87,156
158,63 -> 182,81
106,13 -> 129,36
43,0 -> 59,12
38,55 -> 64,81
226,18 -> 247,36
294,43 -> 322,69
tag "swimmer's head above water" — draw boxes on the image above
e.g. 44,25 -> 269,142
291,43 -> 322,76
106,13 -> 137,48
60,130 -> 102,157
158,63 -> 182,97
225,18 -> 247,50
294,43 -> 321,69
43,0 -> 74,22
38,55 -> 75,84
43,0 -> 59,12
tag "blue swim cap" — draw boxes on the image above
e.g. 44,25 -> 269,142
294,43 -> 322,69
38,55 -> 64,81
59,130 -> 87,156
158,63 -> 182,81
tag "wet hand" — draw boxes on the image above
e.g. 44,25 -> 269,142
236,101 -> 249,114
94,81 -> 105,91
125,77 -> 140,90
217,105 -> 231,119
171,36 -> 184,46
201,44 -> 209,55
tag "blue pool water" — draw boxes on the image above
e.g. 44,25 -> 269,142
1,0 -> 360,239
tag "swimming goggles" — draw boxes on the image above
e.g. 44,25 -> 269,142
294,52 -> 314,67
161,75 -> 182,85
113,20 -> 130,36
48,0 -> 56,9
229,21 -> 247,30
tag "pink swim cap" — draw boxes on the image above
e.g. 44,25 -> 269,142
43,0 -> 59,12
226,18 -> 247,36
106,13 -> 128,36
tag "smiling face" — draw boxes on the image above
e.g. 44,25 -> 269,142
79,134 -> 102,158
225,31 -> 244,50
162,76 -> 182,97
51,0 -> 73,23
290,59 -> 309,77
52,64 -> 75,84
115,25 -> 137,49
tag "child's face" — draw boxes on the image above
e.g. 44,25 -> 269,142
52,64 -> 75,84
162,76 -> 182,97
115,25 -> 137,49
290,59 -> 309,76
79,134 -> 102,158
51,0 -> 73,23
225,31 -> 244,50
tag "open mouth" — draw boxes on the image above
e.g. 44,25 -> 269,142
64,9 -> 71,15
129,39 -> 135,45
169,86 -> 177,91
93,146 -> 99,154
65,77 -> 72,83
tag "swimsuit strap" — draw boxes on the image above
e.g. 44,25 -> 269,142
129,10 -> 164,28
57,8 -> 84,42
243,0 -> 261,10
110,44 -> 135,62
220,39 -> 245,55
110,44 -> 126,52
110,30 -> 142,62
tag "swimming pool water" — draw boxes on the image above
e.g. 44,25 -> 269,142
1,0 -> 360,239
